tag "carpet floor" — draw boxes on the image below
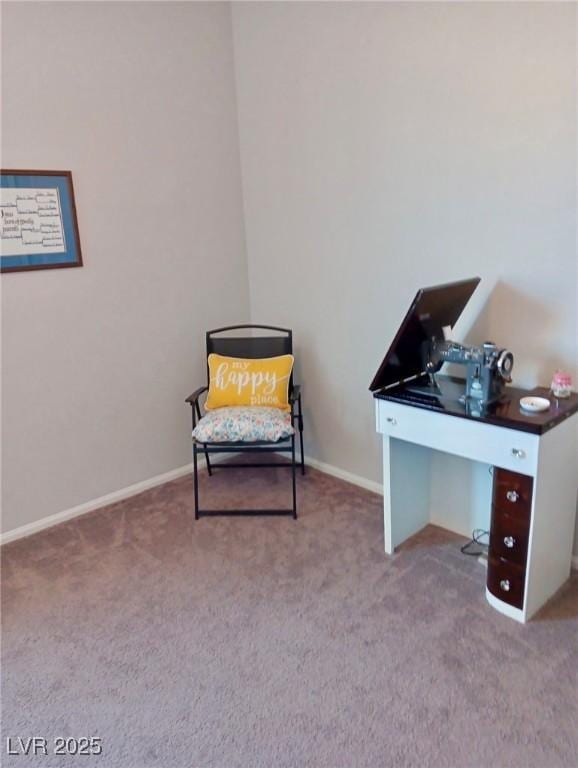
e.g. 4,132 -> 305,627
2,465 -> 577,768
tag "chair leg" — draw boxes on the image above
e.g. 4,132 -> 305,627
204,444 -> 212,476
291,434 -> 297,520
193,443 -> 199,520
299,423 -> 305,475
194,441 -> 296,518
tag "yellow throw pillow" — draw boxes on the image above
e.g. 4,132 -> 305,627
205,353 -> 294,412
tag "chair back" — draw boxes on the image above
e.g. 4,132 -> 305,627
206,324 -> 293,390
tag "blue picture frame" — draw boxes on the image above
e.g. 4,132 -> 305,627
1,170 -> 82,273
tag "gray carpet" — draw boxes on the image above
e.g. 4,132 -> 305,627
2,465 -> 577,768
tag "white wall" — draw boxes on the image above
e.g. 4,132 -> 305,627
232,3 -> 578,546
1,2 -> 249,534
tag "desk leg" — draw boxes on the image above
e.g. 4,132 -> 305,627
382,436 -> 432,555
383,436 -> 394,555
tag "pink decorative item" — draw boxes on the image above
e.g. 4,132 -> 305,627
551,370 -> 572,399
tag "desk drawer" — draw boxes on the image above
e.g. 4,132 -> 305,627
489,511 -> 529,567
376,400 -> 539,475
487,556 -> 525,609
492,469 -> 533,521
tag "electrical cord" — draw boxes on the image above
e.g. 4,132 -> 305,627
461,528 -> 490,557
460,467 -> 494,556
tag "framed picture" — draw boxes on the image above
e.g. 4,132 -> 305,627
0,170 -> 82,273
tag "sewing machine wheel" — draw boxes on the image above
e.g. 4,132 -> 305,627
497,350 -> 514,382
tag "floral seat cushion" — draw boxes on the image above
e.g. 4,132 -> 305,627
192,406 -> 295,444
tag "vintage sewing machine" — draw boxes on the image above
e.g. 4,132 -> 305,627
421,337 -> 514,405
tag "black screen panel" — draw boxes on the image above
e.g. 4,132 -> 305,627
369,277 -> 481,392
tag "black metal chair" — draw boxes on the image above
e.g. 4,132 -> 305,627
186,325 -> 305,519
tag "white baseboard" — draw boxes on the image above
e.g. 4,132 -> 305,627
0,462 -> 194,545
3,454 -> 577,570
0,452 -> 382,545
304,455 -> 384,496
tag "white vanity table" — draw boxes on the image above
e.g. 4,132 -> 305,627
370,278 -> 578,623
374,379 -> 578,623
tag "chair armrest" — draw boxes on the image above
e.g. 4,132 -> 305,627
186,386 -> 208,405
289,385 -> 301,403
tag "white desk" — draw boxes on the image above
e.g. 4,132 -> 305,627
374,380 -> 578,622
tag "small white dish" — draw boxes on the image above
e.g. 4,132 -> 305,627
520,396 -> 551,413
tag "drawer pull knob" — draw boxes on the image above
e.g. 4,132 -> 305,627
506,490 -> 519,503
503,536 -> 515,549
511,448 -> 526,459
386,417 -> 397,425
500,579 -> 511,592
